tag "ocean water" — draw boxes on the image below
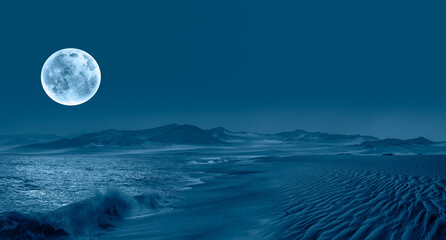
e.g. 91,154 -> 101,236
0,153 -> 190,214
1,149 -> 446,239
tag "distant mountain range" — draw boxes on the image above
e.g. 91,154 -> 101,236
5,124 -> 437,155
0,134 -> 60,146
274,129 -> 378,142
360,137 -> 435,148
24,124 -> 223,148
358,137 -> 439,155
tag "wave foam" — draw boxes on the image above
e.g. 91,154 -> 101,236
0,189 -> 163,239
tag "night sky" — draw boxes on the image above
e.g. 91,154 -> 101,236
1,1 -> 445,140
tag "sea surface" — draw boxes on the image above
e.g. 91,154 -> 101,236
1,146 -> 446,239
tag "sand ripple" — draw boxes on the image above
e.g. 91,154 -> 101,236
263,156 -> 446,240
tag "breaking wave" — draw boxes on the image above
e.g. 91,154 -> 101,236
0,189 -> 163,240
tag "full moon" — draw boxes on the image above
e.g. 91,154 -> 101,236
41,48 -> 101,106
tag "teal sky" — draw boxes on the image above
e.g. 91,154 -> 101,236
0,1 -> 445,140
